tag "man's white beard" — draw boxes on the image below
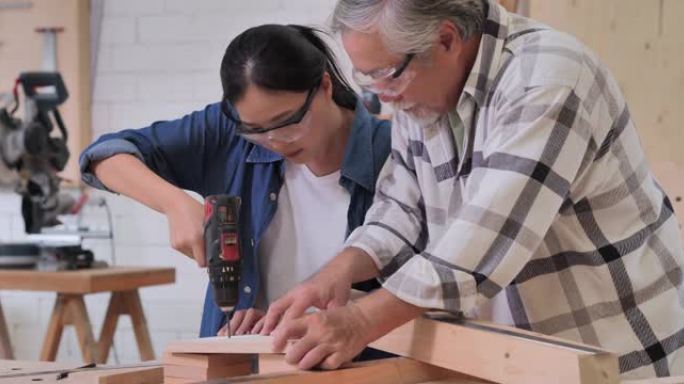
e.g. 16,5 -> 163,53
392,102 -> 442,126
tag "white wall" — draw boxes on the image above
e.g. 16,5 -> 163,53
0,0 -> 341,363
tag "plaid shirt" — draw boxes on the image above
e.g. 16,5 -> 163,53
346,1 -> 684,379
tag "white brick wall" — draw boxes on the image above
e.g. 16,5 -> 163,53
0,0 -> 341,364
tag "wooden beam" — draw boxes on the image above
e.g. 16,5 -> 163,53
201,357 -> 479,384
369,315 -> 619,384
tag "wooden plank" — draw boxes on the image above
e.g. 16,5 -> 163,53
0,359 -> 163,384
0,300 -> 13,360
165,335 -> 281,355
96,366 -> 163,384
198,357 -> 475,384
0,267 -> 175,293
369,316 -> 619,384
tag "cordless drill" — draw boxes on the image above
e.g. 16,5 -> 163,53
204,195 -> 242,338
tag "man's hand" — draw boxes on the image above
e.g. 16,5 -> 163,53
260,271 -> 352,336
217,308 -> 266,336
165,193 -> 207,267
260,247 -> 380,335
272,288 -> 425,370
272,303 -> 372,370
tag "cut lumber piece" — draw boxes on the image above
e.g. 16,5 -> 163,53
163,352 -> 252,368
369,315 -> 619,384
257,354 -> 297,374
165,335 -> 280,355
93,366 -> 163,384
201,357 -> 476,384
162,352 -> 253,383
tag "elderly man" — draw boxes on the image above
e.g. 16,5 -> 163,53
261,0 -> 684,378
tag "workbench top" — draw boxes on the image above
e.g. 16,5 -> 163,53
0,266 -> 175,293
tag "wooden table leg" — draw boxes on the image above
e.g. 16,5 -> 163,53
0,299 -> 14,360
66,294 -> 98,363
122,290 -> 155,361
96,290 -> 155,363
40,294 -> 98,363
40,294 -> 68,361
96,292 -> 124,364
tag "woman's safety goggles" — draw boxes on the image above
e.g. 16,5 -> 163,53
222,82 -> 320,144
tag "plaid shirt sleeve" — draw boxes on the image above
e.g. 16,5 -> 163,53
347,84 -> 595,313
346,113 -> 428,271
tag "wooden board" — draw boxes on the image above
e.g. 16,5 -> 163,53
0,359 -> 162,384
0,266 -> 175,293
369,316 -> 619,384
165,335 -> 281,355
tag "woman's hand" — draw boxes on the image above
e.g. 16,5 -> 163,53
164,193 -> 207,267
217,308 -> 267,336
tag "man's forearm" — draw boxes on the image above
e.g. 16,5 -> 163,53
92,154 -> 187,214
316,246 -> 380,285
354,288 -> 425,343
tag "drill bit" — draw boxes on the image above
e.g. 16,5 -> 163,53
226,309 -> 234,338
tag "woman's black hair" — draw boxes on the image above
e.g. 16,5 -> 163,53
220,24 -> 357,110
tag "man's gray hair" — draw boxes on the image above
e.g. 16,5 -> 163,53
331,0 -> 486,55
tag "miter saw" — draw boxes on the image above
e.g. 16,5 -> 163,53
0,72 -> 101,270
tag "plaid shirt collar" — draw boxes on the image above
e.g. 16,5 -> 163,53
461,0 -> 510,107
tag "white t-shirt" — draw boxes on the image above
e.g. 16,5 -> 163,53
257,160 -> 350,306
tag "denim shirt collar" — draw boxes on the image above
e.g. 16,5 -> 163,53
245,99 -> 378,193
339,100 -> 376,192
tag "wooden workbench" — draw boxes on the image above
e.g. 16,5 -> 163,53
0,267 -> 175,364
0,359 -> 163,384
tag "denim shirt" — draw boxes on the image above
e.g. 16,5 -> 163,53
79,100 -> 391,337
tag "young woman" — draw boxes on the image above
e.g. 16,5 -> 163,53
79,24 -> 390,338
